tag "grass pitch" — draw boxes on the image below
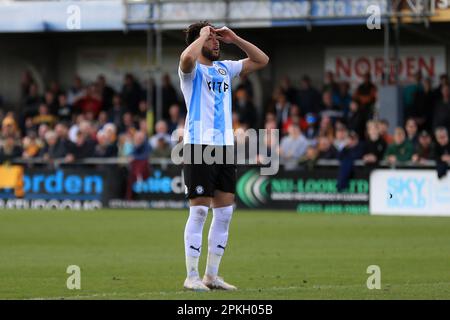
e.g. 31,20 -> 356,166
1,209 -> 450,299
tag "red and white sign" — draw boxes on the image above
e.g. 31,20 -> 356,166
325,47 -> 447,87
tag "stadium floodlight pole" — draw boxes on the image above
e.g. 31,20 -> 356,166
156,0 -> 163,122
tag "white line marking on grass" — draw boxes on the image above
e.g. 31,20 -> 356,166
25,282 -> 450,300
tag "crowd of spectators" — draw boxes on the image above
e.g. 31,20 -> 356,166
0,71 -> 184,164
1,69 -> 450,174
258,71 -> 450,172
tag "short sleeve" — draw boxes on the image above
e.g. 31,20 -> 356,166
222,59 -> 243,79
178,62 -> 197,81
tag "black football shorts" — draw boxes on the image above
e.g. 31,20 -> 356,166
182,144 -> 237,199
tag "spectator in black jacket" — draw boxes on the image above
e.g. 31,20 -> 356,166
337,131 -> 364,191
297,75 -> 321,115
346,100 -> 366,139
432,84 -> 450,131
121,73 -> 142,115
94,130 -> 118,158
73,131 -> 96,160
362,120 -> 387,165
412,130 -> 435,164
0,136 -> 22,164
434,127 -> 450,178
317,135 -> 338,159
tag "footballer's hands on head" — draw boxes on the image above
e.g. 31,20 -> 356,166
215,26 -> 238,44
200,25 -> 214,39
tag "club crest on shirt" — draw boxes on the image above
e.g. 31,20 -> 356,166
218,68 -> 227,75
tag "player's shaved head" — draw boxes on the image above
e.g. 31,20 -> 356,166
184,20 -> 214,45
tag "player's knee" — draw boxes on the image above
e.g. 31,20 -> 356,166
189,205 -> 209,224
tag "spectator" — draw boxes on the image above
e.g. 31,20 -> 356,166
319,90 -> 342,120
131,131 -> 150,161
127,131 -> 150,199
384,127 -> 414,165
236,74 -> 254,101
136,100 -> 150,120
298,145 -> 318,170
167,104 -> 181,134
121,73 -> 143,115
282,104 -> 308,135
318,115 -> 334,141
75,84 -> 103,118
345,100 -> 366,139
434,126 -> 450,178
337,131 -> 364,191
161,73 -> 179,120
363,120 -> 387,165
47,123 -> 75,161
32,104 -> 57,128
150,120 -> 172,150
97,111 -> 109,130
279,123 -> 309,170
20,70 -> 35,99
43,90 -> 59,115
0,136 -> 22,164
68,114 -> 86,143
94,130 -> 118,158
333,81 -> 351,117
109,94 -> 126,129
353,72 -> 377,116
413,77 -> 435,131
297,75 -> 321,115
274,91 -> 291,129
333,123 -> 349,152
22,131 -> 42,159
57,93 -> 73,122
40,130 -> 67,161
232,111 -> 242,131
67,75 -> 85,106
378,119 -> 393,144
412,130 -> 435,164
97,75 -> 115,111
403,72 -> 423,120
303,113 -> 319,140
234,88 -> 257,129
73,130 -> 96,160
432,84 -> 450,131
150,137 -> 172,160
256,120 -> 278,165
118,130 -> 134,158
317,135 -> 338,159
322,71 -> 338,94
1,116 -> 20,141
279,76 -> 297,104
37,124 -> 50,144
433,74 -> 449,103
119,112 -> 138,135
23,83 -> 41,118
405,118 -> 419,147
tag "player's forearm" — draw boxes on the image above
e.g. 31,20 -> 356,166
233,36 -> 269,65
180,34 -> 208,71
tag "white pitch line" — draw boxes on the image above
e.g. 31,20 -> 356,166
25,282 -> 450,300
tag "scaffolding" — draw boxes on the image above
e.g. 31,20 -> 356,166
122,0 -> 437,122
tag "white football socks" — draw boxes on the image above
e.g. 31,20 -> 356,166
184,205 -> 209,278
206,205 -> 233,277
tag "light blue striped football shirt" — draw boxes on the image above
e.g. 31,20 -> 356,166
178,60 -> 243,146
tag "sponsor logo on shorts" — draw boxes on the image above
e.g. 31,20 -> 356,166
195,185 -> 204,195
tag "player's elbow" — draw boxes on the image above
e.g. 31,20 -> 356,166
257,54 -> 269,68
